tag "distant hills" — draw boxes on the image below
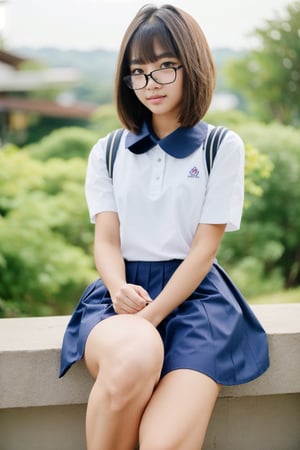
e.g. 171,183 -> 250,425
10,46 -> 244,105
12,47 -> 118,83
13,46 -> 244,84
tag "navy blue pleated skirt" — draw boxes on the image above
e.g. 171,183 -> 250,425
59,260 -> 269,385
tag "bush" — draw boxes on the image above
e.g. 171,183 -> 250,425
219,121 -> 300,295
25,126 -> 98,160
0,146 -> 96,317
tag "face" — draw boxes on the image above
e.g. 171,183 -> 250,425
129,40 -> 184,125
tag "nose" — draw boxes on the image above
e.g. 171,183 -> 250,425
145,73 -> 160,88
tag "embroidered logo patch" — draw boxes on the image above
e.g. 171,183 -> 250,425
188,166 -> 200,178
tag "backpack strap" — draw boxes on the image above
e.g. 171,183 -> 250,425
106,126 -> 228,178
105,128 -> 124,178
205,126 -> 228,175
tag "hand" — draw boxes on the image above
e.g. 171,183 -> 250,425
112,283 -> 152,314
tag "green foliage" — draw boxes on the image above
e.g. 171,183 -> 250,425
19,60 -> 45,70
25,126 -> 98,160
90,104 -> 122,136
249,286 -> 300,304
75,80 -> 114,104
205,110 -> 274,208
244,143 -> 273,207
227,256 -> 284,298
0,146 -> 96,317
205,110 -> 252,128
219,121 -> 300,295
225,1 -> 300,125
23,116 -> 91,147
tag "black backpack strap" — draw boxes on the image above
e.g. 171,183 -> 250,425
105,128 -> 124,178
106,126 -> 228,179
205,126 -> 228,175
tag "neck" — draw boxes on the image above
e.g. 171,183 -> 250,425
151,116 -> 181,139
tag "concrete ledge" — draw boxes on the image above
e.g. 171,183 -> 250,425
0,304 -> 300,450
1,303 -> 300,409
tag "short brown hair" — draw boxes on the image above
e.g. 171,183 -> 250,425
115,4 -> 216,133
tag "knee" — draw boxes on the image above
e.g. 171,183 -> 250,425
105,351 -> 152,411
101,318 -> 164,411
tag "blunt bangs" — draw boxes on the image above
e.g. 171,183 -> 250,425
129,19 -> 179,64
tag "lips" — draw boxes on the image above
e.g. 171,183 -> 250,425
147,95 -> 166,104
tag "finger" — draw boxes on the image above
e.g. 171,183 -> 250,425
128,284 -> 152,302
114,297 -> 141,313
120,285 -> 148,307
113,301 -> 138,314
135,286 -> 152,304
113,290 -> 143,312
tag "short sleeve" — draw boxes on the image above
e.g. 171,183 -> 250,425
199,130 -> 245,231
85,136 -> 117,224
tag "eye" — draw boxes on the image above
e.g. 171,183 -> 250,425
131,67 -> 144,75
160,61 -> 178,69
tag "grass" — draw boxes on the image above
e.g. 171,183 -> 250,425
248,286 -> 300,304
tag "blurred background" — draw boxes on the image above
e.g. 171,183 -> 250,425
0,0 -> 299,317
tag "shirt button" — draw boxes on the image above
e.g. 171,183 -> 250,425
157,158 -> 162,162
156,176 -> 160,180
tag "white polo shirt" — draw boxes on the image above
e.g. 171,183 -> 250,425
85,122 -> 244,261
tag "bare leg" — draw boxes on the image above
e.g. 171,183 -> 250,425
139,369 -> 220,450
84,315 -> 164,450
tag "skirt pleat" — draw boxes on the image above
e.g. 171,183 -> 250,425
59,260 -> 269,384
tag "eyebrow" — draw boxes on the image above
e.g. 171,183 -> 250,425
130,51 -> 177,65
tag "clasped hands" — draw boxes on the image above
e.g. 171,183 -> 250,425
112,283 -> 152,315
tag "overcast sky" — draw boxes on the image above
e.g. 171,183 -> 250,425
2,0 -> 292,51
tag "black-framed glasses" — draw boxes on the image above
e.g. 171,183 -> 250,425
123,65 -> 183,90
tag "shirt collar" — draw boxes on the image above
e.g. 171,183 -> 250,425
125,121 -> 208,159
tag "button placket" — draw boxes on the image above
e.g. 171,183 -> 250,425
149,148 -> 165,196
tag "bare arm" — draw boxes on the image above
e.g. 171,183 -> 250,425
136,223 -> 226,327
94,212 -> 151,314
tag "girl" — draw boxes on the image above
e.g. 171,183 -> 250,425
60,4 -> 269,450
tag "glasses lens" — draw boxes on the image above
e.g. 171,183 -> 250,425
151,68 -> 176,84
123,67 -> 179,90
124,74 -> 146,90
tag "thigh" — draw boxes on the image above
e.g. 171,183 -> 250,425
139,369 -> 220,450
84,314 -> 164,379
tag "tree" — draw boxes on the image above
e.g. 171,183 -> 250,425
225,1 -> 300,125
219,122 -> 300,295
0,146 -> 96,317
